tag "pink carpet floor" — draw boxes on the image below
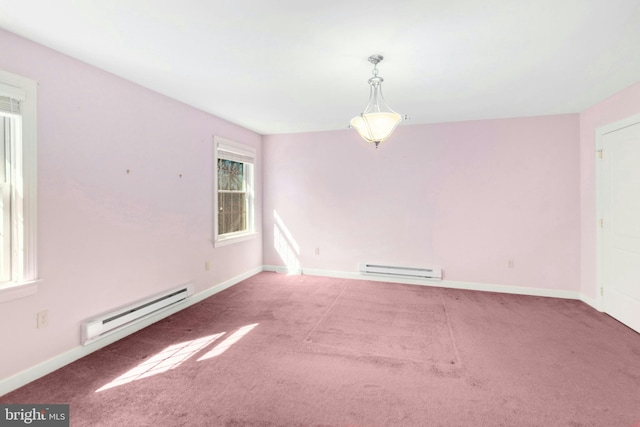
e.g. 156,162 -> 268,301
2,272 -> 640,426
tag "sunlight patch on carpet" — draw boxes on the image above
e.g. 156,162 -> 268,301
198,323 -> 259,361
96,333 -> 225,392
96,323 -> 259,392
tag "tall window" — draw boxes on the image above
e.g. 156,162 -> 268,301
218,158 -> 247,235
0,70 -> 38,293
214,136 -> 256,246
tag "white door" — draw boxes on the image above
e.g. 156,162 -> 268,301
600,119 -> 640,334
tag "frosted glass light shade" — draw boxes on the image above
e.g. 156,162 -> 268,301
350,112 -> 402,146
350,55 -> 404,148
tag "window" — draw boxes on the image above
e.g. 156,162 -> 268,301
214,136 -> 256,246
0,69 -> 38,299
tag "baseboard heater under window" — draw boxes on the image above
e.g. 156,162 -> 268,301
82,284 -> 194,345
359,263 -> 442,280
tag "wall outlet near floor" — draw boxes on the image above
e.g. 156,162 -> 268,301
37,310 -> 49,329
508,259 -> 514,268
314,247 -> 320,255
205,261 -> 211,271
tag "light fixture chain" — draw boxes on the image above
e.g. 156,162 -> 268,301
368,54 -> 383,77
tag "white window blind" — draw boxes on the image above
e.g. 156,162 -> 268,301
0,96 -> 20,115
0,82 -> 25,115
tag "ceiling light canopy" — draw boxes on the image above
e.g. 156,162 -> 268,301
350,54 -> 406,148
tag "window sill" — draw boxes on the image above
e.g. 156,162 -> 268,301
0,279 -> 41,303
214,232 -> 258,248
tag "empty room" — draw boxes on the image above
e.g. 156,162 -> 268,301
1,1 -> 640,426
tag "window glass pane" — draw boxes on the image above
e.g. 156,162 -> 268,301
230,209 -> 238,233
218,191 -> 248,235
222,193 -> 228,229
232,193 -> 240,215
229,162 -> 243,191
223,213 -> 231,234
0,118 -> 5,180
220,193 -> 229,213
220,213 -> 226,235
217,194 -> 225,234
218,193 -> 246,235
239,193 -> 247,231
217,159 -> 229,191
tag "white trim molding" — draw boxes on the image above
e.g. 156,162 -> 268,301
0,280 -> 40,303
264,265 -> 585,301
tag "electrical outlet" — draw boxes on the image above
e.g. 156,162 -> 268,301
314,247 -> 320,255
205,261 -> 211,271
37,310 -> 49,329
508,259 -> 514,268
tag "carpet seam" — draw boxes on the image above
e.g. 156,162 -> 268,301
303,281 -> 349,342
441,293 -> 463,367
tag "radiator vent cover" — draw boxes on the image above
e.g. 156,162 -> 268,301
359,263 -> 442,280
82,284 -> 193,345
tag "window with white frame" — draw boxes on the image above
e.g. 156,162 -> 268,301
0,69 -> 38,292
214,136 -> 256,246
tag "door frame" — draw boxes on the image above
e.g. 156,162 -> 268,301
595,112 -> 640,312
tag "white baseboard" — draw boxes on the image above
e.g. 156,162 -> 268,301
262,265 -> 302,275
578,293 -> 601,311
0,266 -> 263,397
266,265 -> 584,301
190,266 -> 263,305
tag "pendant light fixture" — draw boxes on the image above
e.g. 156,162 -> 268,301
350,54 -> 405,147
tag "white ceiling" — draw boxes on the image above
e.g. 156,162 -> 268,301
1,0 -> 640,135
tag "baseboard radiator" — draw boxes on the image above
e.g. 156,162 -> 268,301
82,284 -> 194,345
359,263 -> 442,280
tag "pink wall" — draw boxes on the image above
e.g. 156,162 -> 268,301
579,81 -> 640,301
0,29 -> 262,380
263,115 -> 581,291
